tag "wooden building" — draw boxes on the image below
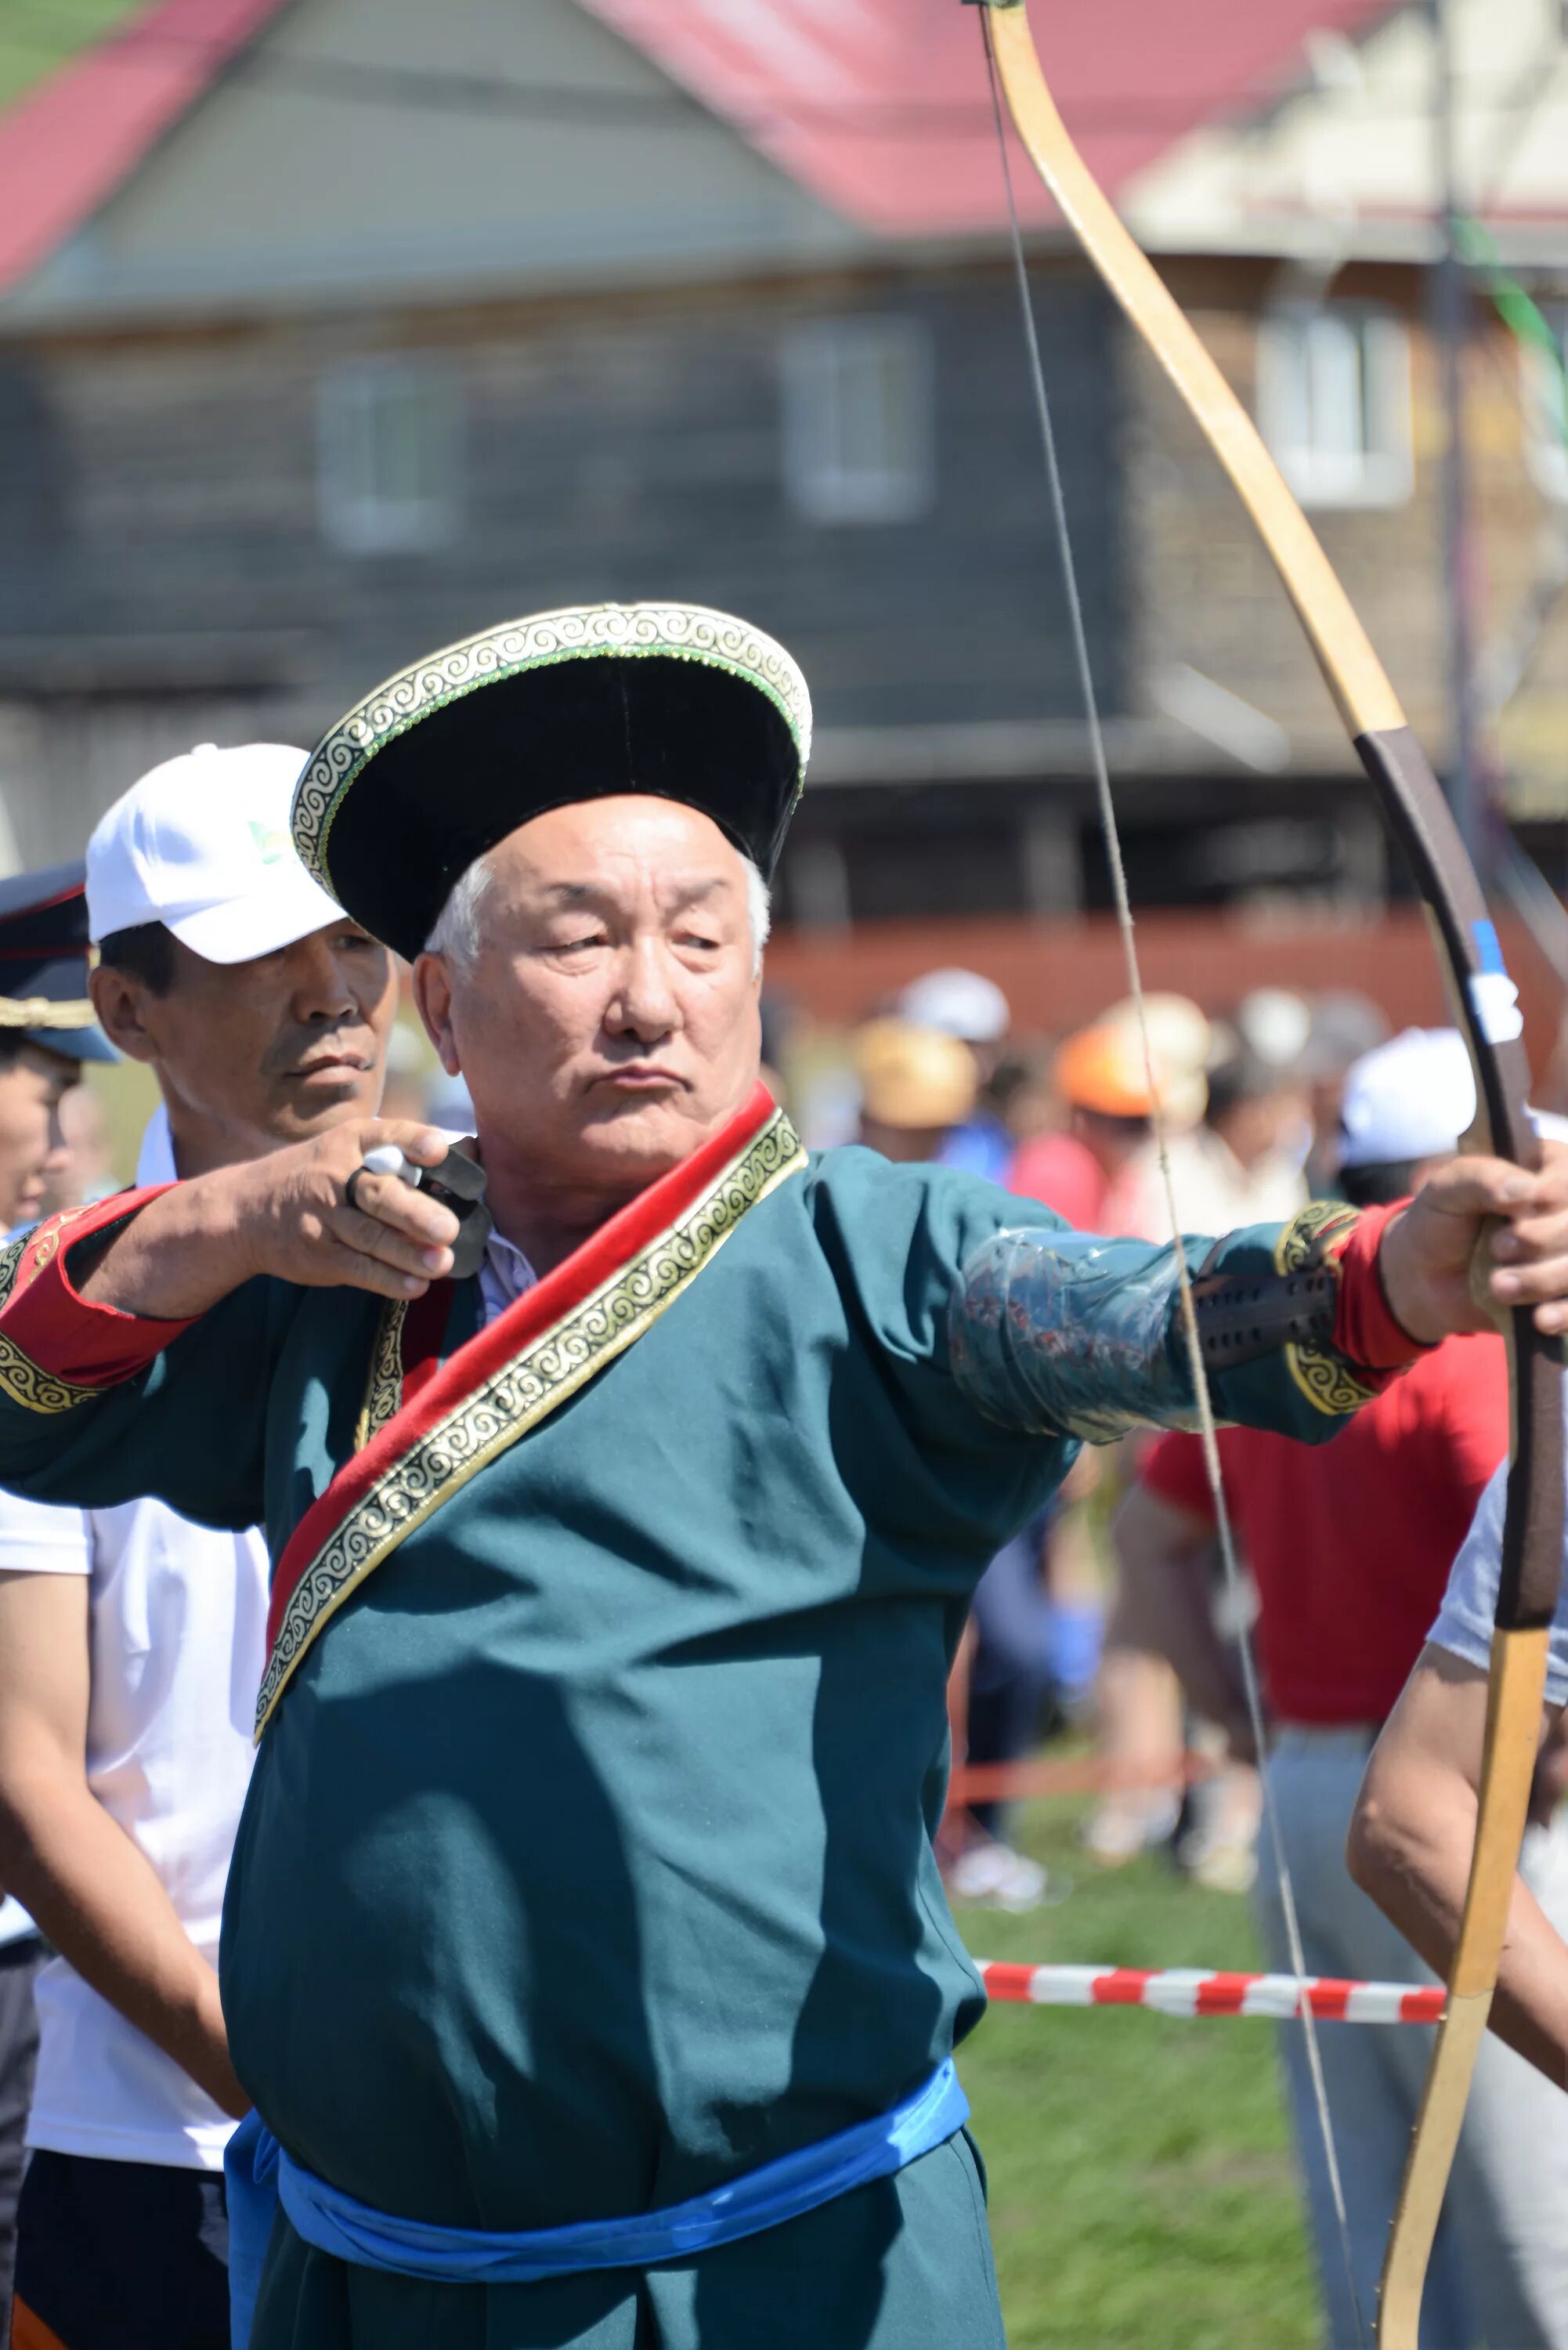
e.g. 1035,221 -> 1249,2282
0,0 -> 1566,960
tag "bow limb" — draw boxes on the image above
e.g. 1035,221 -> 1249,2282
972,5 -> 1565,2341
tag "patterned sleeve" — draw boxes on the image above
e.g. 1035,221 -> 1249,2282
0,1191 -> 296,1531
949,1198 -> 1422,1447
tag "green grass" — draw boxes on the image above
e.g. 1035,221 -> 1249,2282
0,0 -> 145,114
952,1799 -> 1318,2349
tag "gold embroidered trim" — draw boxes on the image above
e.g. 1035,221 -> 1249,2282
0,1332 -> 102,1416
256,1109 -> 807,1736
1274,1200 -> 1380,1417
0,997 -> 96,1030
353,1298 -> 410,1455
0,1209 -> 107,1416
292,602 -> 812,901
0,1231 -> 30,1315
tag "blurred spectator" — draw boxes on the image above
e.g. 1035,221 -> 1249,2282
1298,990 -> 1392,1196
854,1018 -> 977,1162
1162,1039 -> 1308,1235
1102,992 -> 1213,1106
896,968 -> 1013,1180
948,1513 -> 1057,1914
0,871 -> 114,2344
985,1047 -> 1055,1149
1115,1029 -> 1568,2348
952,1458 -> 1107,1913
1234,985 -> 1312,1072
35,1082 -> 116,1217
1009,1022 -> 1164,1235
1010,1023 -> 1196,1867
855,1012 -> 1068,1911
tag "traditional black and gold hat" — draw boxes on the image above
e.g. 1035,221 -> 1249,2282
0,862 -> 114,1063
291,602 -> 812,961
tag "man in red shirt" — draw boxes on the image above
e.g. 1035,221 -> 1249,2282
1119,1029 -> 1568,2349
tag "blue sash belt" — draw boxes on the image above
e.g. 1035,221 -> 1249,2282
226,2060 -> 968,2347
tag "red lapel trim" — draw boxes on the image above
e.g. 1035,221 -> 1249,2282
0,1188 -> 191,1397
266,1083 -> 781,1653
397,1277 -> 459,1418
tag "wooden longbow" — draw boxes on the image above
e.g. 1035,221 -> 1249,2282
966,4 -> 1566,2340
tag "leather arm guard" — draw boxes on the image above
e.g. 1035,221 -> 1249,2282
948,1206 -> 1377,1445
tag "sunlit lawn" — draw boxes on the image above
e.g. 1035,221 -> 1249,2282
953,1798 -> 1318,2350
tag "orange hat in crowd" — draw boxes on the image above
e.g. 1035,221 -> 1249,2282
856,1020 -> 978,1130
1054,1022 -> 1161,1119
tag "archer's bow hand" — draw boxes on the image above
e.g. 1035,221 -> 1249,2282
1379,1144 -> 1568,1343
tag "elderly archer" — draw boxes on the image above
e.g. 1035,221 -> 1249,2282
0,603 -> 1565,2350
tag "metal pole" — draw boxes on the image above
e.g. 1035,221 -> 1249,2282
1430,0 -> 1487,875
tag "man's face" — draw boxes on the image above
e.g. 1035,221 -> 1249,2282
92,921 -> 396,1162
0,1045 -> 78,1230
414,797 -> 762,1193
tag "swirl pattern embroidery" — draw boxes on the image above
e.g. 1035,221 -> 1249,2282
1274,1200 -> 1380,1417
353,1298 -> 410,1455
0,1231 -> 30,1314
292,602 -> 813,896
0,1211 -> 110,1415
255,1112 -> 807,1735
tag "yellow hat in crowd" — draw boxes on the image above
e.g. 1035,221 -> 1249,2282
857,1020 -> 978,1130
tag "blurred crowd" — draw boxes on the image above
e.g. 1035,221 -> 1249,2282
748,962 -> 1395,1916
758,966 -> 1568,2346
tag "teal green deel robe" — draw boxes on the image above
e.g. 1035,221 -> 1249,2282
0,1096 -> 1386,2349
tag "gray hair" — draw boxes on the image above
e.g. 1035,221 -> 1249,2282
425,846 -> 771,979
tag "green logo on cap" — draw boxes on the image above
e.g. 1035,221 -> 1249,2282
249,822 -> 289,866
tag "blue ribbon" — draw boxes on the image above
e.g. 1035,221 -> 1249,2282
227,2060 -> 968,2346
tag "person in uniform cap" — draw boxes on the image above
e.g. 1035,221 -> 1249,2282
0,748 -> 398,2350
0,602 -> 1563,2350
0,863 -> 113,1231
0,864 -> 113,2338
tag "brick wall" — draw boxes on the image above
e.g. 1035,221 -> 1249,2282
764,906 -> 1563,1076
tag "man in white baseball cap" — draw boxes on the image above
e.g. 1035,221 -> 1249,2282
85,742 -> 350,969
0,744 -> 399,2350
1337,1025 -> 1476,1179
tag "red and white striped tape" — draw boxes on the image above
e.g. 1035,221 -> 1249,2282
977,1961 -> 1445,2025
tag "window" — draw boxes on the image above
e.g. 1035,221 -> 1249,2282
1256,303 -> 1413,509
781,316 -> 934,525
317,361 -> 464,554
1521,308 -> 1568,500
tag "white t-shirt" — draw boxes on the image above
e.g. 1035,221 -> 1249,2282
0,1108 -> 269,2171
1431,1448 -> 1568,1710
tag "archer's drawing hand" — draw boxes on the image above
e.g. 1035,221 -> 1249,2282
231,1120 -> 461,1299
1378,1143 -> 1568,1343
75,1122 -> 459,1321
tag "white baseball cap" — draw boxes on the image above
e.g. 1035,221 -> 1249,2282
86,743 -> 345,964
897,967 -> 1010,1046
1338,1028 -> 1476,1169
